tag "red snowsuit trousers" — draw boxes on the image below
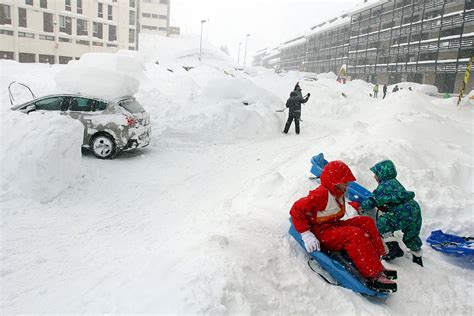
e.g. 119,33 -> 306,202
312,216 -> 386,278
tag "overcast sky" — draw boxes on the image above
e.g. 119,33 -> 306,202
170,0 -> 365,61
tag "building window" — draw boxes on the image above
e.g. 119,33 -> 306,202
159,27 -> 167,31
25,0 -> 33,5
129,11 -> 135,25
65,0 -> 71,11
59,16 -> 72,34
440,27 -> 462,38
38,54 -> 54,64
43,12 -> 53,32
59,56 -> 73,64
58,37 -> 71,42
39,34 -> 54,41
160,0 -> 168,3
129,28 -> 134,43
19,52 -> 35,63
108,24 -> 116,41
152,14 -> 158,18
159,15 -> 167,20
0,29 -> 14,35
18,31 -> 34,38
77,18 -> 87,35
98,3 -> 103,18
108,5 -> 112,20
18,8 -> 27,28
130,0 -> 136,8
142,13 -> 151,18
76,40 -> 89,45
93,22 -> 103,39
40,0 -> 47,8
0,5 -> 11,25
92,41 -> 103,46
0,51 -> 14,60
77,0 -> 82,14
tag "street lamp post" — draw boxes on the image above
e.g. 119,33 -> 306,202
199,19 -> 208,62
243,34 -> 250,66
237,42 -> 242,64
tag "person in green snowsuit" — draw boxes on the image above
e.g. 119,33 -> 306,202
358,160 -> 423,267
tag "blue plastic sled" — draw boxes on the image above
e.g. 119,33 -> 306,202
310,153 -> 372,202
289,220 -> 387,297
426,230 -> 474,257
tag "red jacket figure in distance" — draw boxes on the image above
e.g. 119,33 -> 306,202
290,160 -> 397,292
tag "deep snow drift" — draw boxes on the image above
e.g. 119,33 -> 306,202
0,34 -> 473,314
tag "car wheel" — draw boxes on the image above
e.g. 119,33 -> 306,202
90,133 -> 117,159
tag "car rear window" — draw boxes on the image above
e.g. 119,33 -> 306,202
119,99 -> 145,113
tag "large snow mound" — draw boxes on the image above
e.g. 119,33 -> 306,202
139,33 -> 236,68
389,82 -> 438,95
0,111 -> 83,203
55,52 -> 146,100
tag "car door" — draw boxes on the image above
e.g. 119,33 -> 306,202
68,97 -> 96,142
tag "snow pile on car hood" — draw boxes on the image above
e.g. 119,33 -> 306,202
0,111 -> 83,203
54,52 -> 146,100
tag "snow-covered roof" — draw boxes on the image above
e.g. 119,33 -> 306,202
279,36 -> 306,50
307,15 -> 351,37
350,0 -> 390,16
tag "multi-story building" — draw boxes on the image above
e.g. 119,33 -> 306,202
0,0 -> 171,64
279,35 -> 306,71
139,0 -> 169,34
305,14 -> 351,74
252,47 -> 268,67
254,0 -> 473,93
348,0 -> 473,93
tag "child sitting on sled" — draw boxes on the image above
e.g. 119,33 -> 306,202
289,160 -> 397,293
350,160 -> 423,267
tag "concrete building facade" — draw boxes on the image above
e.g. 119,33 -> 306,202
0,0 -> 170,64
253,0 -> 473,93
139,0 -> 169,34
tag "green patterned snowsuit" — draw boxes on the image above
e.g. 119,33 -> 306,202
360,160 -> 423,251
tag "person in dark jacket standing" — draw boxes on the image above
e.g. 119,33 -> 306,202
283,91 -> 310,134
383,84 -> 388,99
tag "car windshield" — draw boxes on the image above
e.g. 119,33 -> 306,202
119,98 -> 145,113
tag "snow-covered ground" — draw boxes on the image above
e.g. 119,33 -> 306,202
1,34 -> 473,314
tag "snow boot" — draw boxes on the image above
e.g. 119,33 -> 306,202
382,267 -> 397,280
411,250 -> 423,267
367,274 -> 397,293
382,241 -> 404,261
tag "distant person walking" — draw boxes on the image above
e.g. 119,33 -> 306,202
283,91 -> 310,135
392,85 -> 399,93
373,84 -> 379,98
383,84 -> 388,99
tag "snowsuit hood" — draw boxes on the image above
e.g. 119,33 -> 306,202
320,160 -> 356,195
370,160 -> 397,181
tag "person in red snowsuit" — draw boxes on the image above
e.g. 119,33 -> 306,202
290,160 -> 397,292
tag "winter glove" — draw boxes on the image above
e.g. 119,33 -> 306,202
301,231 -> 320,253
348,201 -> 362,215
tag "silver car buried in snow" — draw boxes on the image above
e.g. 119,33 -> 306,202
10,84 -> 151,159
